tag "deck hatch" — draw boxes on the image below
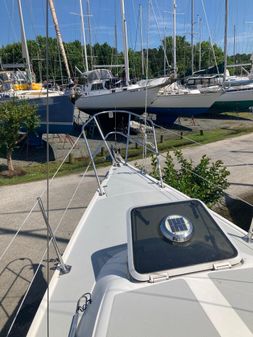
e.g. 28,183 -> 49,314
128,199 -> 240,281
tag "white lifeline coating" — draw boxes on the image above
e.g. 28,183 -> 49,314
186,276 -> 253,337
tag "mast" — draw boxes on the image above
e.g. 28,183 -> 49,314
86,0 -> 93,69
120,0 -> 130,86
198,15 -> 202,71
140,4 -> 145,77
191,0 -> 194,74
114,2 -> 118,67
163,10 -> 167,76
48,0 -> 71,80
17,0 -> 32,83
172,0 -> 177,78
79,0 -> 89,72
223,0 -> 228,82
233,24 -> 236,73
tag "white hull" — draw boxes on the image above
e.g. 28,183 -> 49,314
211,87 -> 253,112
147,91 -> 222,124
75,85 -> 162,114
217,87 -> 253,102
151,91 -> 221,109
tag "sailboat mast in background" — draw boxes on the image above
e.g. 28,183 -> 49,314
79,0 -> 89,72
223,0 -> 228,82
17,0 -> 32,83
120,0 -> 130,85
48,0 -> 71,80
198,15 -> 202,71
140,4 -> 145,78
172,0 -> 177,78
191,0 -> 194,74
86,0 -> 93,69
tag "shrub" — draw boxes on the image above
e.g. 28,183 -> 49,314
152,150 -> 230,206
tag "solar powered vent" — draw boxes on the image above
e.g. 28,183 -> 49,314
160,215 -> 193,243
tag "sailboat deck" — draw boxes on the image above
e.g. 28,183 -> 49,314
28,164 -> 253,337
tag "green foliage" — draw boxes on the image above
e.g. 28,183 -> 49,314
0,99 -> 40,172
0,35 -> 251,82
0,36 -> 225,82
152,150 -> 230,206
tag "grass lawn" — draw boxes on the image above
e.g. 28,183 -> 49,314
1,122 -> 253,186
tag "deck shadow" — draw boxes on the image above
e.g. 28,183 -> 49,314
0,260 -> 47,337
224,194 -> 253,231
12,139 -> 55,163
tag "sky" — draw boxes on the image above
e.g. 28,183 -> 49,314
1,0 -> 253,56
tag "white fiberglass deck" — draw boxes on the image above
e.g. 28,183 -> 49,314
27,164 -> 253,337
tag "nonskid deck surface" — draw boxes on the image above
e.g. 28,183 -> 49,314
27,164 -> 253,337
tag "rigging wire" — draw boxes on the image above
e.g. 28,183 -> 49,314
200,0 -> 219,73
1,115 -> 253,264
150,0 -> 170,71
46,1 -> 50,335
0,133 -> 82,264
154,120 -> 253,172
133,2 -> 140,52
3,0 -> 19,45
6,160 -> 92,336
153,122 -> 253,208
4,126 -> 111,336
3,114 -> 253,335
142,0 -> 151,171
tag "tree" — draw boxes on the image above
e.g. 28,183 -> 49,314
0,100 -> 40,175
0,36 -> 251,82
151,150 -> 230,206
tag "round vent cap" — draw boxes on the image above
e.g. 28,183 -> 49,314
160,214 -> 193,242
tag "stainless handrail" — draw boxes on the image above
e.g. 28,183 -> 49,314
81,110 -> 164,193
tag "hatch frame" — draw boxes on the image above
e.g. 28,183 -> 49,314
127,198 -> 242,282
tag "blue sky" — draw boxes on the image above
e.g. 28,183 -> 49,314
1,0 -> 253,56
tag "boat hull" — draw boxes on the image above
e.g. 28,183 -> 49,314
75,85 -> 160,114
210,88 -> 253,112
148,91 -> 221,125
0,93 -> 74,134
147,107 -> 209,125
31,94 -> 74,134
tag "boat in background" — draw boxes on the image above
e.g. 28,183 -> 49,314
74,0 -> 170,121
147,82 -> 222,126
0,67 -> 74,134
184,0 -> 253,115
0,0 -> 74,135
26,110 -> 253,337
210,85 -> 253,113
74,68 -> 169,116
183,71 -> 253,114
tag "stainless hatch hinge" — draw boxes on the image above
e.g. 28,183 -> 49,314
213,262 -> 231,270
149,273 -> 169,283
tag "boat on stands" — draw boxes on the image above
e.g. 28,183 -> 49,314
0,0 -> 74,135
74,69 -> 169,115
148,82 -> 222,126
184,73 -> 253,114
210,82 -> 253,113
184,0 -> 253,115
25,110 -> 253,337
74,0 -> 170,127
0,68 -> 74,134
